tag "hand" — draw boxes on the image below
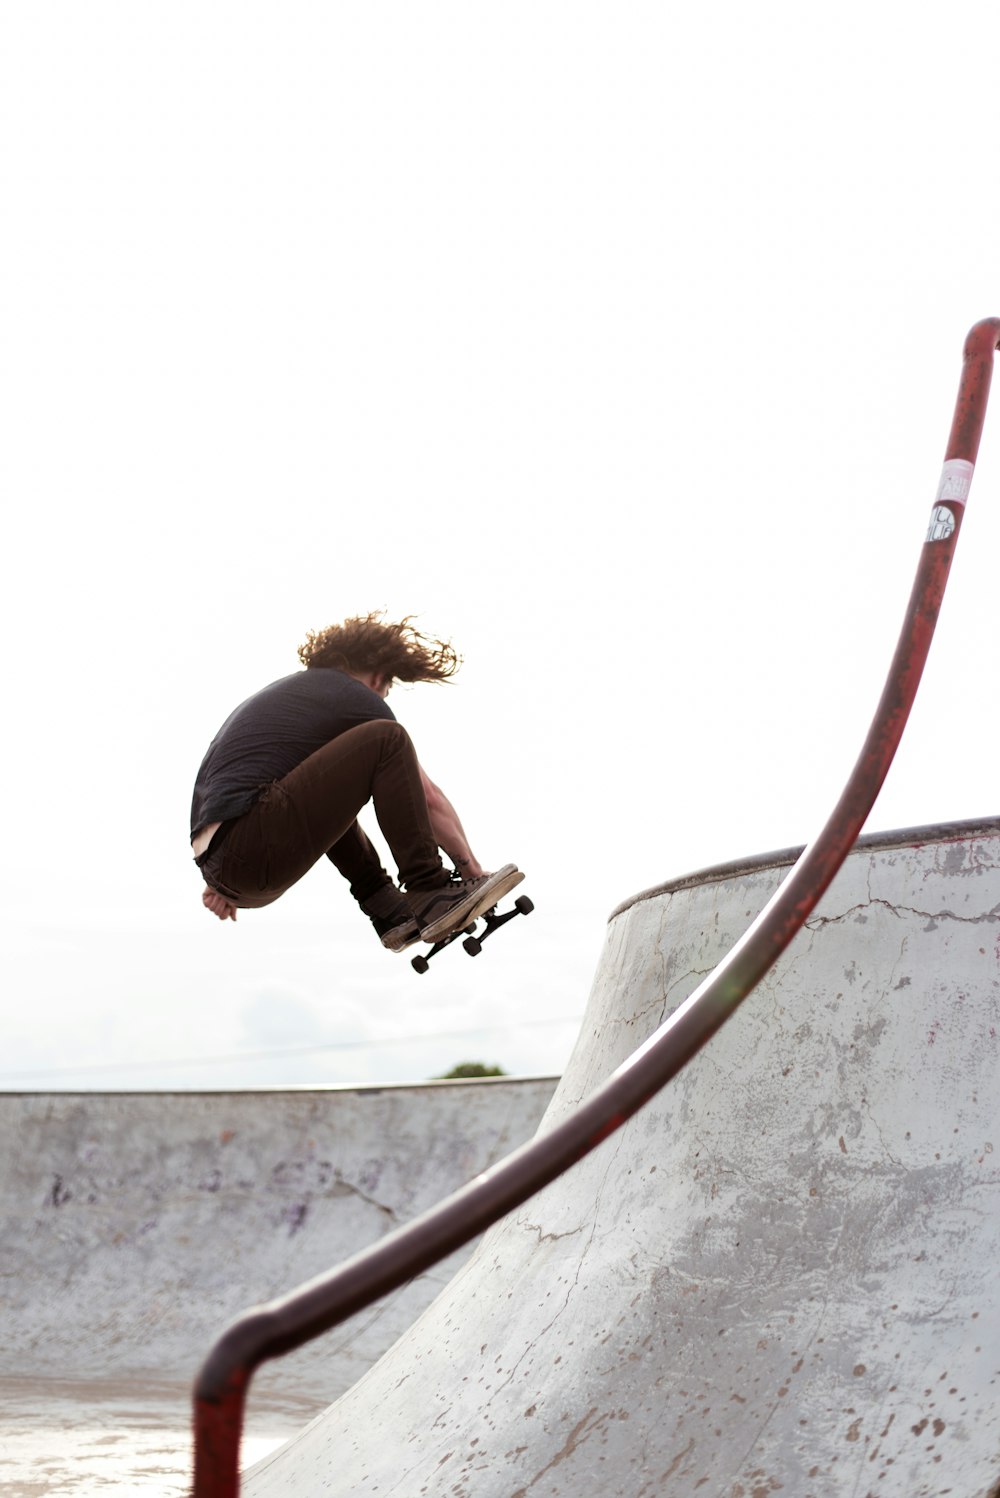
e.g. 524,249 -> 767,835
203,886 -> 238,921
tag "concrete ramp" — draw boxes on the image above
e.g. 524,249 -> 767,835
245,821 -> 1000,1497
0,1078 -> 556,1494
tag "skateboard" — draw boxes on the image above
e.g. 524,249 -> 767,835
410,895 -> 534,975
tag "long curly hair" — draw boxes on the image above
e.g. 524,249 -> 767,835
297,613 -> 460,685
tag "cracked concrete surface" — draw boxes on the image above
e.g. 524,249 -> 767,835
0,1078 -> 556,1495
245,823 -> 1000,1497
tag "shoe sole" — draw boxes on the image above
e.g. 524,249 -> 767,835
419,865 -> 525,944
381,920 -> 422,952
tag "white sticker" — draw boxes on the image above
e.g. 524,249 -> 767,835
926,506 -> 956,542
935,458 -> 974,506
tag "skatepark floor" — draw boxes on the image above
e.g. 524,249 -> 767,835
0,1376 -> 307,1496
6,823 -> 1000,1496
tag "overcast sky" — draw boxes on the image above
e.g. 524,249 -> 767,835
2,3 -> 1000,1092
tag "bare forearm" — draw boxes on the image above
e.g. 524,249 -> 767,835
425,785 -> 484,878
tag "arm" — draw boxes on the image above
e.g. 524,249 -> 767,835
419,767 -> 486,879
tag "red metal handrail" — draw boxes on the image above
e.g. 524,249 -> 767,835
191,319 -> 1000,1497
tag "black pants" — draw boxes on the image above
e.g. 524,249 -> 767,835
197,719 -> 446,910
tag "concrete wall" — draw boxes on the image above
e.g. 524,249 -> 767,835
0,1078 -> 557,1404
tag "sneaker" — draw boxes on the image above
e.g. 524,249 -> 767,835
360,886 -> 422,952
407,864 -> 525,944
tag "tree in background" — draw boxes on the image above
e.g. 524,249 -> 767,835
435,1061 -> 508,1079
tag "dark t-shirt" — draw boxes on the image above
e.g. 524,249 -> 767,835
190,669 -> 396,839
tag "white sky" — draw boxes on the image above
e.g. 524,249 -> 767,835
2,3 -> 1000,1091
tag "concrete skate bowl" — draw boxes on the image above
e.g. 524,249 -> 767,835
239,818 -> 1000,1498
0,1077 -> 557,1496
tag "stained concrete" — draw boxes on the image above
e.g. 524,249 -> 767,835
244,822 -> 1000,1497
0,1078 -> 557,1495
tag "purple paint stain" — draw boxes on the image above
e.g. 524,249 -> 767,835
286,1202 -> 309,1236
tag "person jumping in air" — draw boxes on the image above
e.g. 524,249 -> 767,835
190,614 -> 524,952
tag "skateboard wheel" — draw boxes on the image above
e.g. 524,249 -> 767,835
462,936 -> 482,957
514,896 -> 534,915
411,954 -> 430,975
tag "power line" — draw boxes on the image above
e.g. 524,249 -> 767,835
0,1014 -> 583,1081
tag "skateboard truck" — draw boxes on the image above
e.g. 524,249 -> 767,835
410,895 -> 534,975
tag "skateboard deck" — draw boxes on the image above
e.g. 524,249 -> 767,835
410,895 -> 534,974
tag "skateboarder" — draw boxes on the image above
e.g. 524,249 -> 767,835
191,613 -> 524,951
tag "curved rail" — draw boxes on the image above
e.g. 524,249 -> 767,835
192,318 -> 1000,1497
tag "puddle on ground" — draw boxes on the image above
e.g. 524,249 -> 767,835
0,1375 -> 323,1496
